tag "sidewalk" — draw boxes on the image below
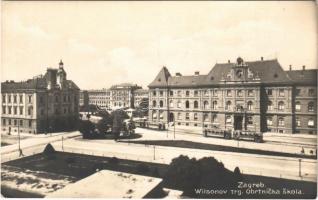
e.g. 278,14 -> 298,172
52,138 -> 317,182
135,128 -> 317,156
1,131 -> 81,155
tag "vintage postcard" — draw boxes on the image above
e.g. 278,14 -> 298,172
1,1 -> 317,199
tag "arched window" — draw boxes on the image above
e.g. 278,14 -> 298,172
212,114 -> 217,123
225,101 -> 232,111
226,115 -> 232,124
296,117 -> 301,127
152,111 -> 157,119
278,117 -> 285,126
159,111 -> 164,119
169,100 -> 174,108
247,101 -> 253,111
152,100 -> 156,107
177,113 -> 182,120
186,91 -> 190,97
203,113 -> 209,121
212,101 -> 217,110
203,101 -> 209,109
177,101 -> 181,108
308,118 -> 314,127
308,102 -> 314,112
237,90 -> 243,97
194,113 -> 198,120
185,100 -> 190,109
159,100 -> 163,108
247,116 -> 253,125
278,101 -> 285,111
267,101 -> 273,111
267,116 -> 273,126
295,101 -> 301,111
194,101 -> 199,109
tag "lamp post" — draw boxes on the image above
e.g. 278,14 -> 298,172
17,119 -> 23,157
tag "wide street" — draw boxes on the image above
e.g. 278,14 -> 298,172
1,128 -> 317,182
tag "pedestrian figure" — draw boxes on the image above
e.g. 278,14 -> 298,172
19,149 -> 24,157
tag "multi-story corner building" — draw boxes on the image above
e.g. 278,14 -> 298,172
134,89 -> 149,108
87,89 -> 111,109
87,83 -> 143,110
110,83 -> 141,109
1,60 -> 80,134
148,57 -> 317,134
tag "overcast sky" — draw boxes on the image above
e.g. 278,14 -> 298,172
2,1 -> 317,90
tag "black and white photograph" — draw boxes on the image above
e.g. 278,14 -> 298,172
1,1 -> 317,198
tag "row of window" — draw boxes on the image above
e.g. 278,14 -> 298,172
2,94 -> 79,104
295,88 -> 316,97
152,100 -> 255,111
267,117 -> 315,128
295,102 -> 315,112
152,88 -> 315,98
2,94 -> 32,104
152,111 -> 255,125
2,106 -> 33,115
153,89 -> 256,97
2,118 -> 32,127
152,99 -> 315,113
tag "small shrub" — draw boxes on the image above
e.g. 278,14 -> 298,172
234,167 -> 243,181
43,143 -> 56,155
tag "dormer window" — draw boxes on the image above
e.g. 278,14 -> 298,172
274,73 -> 278,78
158,78 -> 161,82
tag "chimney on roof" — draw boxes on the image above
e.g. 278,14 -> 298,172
261,57 -> 263,61
175,72 -> 182,77
194,71 -> 200,76
302,65 -> 306,71
289,65 -> 292,71
228,60 -> 230,63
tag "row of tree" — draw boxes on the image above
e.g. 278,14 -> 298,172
79,109 -> 130,140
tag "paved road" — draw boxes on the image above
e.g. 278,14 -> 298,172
1,131 -> 81,163
134,128 -> 317,155
53,138 -> 316,182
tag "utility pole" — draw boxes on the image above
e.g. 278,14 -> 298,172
173,118 -> 175,139
299,159 -> 301,177
18,120 -> 23,157
62,136 -> 64,151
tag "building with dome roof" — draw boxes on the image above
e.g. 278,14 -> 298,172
148,57 -> 317,134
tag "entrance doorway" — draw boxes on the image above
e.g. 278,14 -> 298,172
234,115 -> 243,130
169,113 -> 174,122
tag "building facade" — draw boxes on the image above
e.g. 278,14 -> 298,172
148,57 -> 317,134
79,90 -> 89,108
133,89 -> 149,108
1,60 -> 80,134
87,83 -> 144,110
87,89 -> 111,109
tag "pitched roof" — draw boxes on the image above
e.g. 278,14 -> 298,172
148,67 -> 171,87
286,69 -> 317,85
1,78 -> 47,91
148,59 -> 297,88
2,71 -> 80,92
